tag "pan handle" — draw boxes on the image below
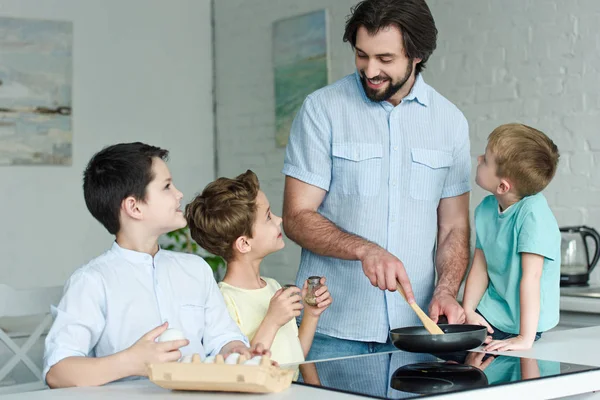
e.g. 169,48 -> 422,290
396,283 -> 444,335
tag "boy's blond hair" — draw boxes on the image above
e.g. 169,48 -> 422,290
185,170 -> 260,262
488,123 -> 559,197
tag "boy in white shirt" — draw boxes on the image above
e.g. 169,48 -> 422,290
43,143 -> 267,388
185,170 -> 332,378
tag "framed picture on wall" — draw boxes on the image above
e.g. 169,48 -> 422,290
273,9 -> 329,148
0,16 -> 73,166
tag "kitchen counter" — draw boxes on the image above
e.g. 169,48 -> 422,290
478,325 -> 600,370
561,286 -> 600,299
561,286 -> 600,314
3,326 -> 600,400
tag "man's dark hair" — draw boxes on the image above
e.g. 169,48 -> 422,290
83,142 -> 169,235
343,0 -> 438,75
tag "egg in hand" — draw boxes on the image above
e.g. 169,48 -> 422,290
157,328 -> 186,343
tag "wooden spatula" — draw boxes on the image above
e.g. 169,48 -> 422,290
396,283 -> 444,335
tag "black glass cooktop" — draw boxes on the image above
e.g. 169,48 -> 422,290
293,350 -> 598,399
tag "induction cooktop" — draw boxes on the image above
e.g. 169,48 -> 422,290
292,350 -> 599,399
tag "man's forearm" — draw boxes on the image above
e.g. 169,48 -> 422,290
46,352 -> 136,388
435,226 -> 470,297
284,209 -> 373,260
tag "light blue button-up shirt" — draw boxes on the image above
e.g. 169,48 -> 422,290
43,242 -> 248,381
283,72 -> 471,342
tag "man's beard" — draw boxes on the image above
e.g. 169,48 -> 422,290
360,61 -> 414,102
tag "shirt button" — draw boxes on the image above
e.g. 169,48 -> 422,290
392,180 -> 397,187
393,146 -> 398,151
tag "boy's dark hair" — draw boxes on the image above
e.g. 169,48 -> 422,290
83,142 -> 169,235
343,0 -> 437,75
185,170 -> 260,262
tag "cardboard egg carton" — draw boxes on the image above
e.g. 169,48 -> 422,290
148,353 -> 294,393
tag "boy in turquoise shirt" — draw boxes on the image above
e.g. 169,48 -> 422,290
463,123 -> 561,351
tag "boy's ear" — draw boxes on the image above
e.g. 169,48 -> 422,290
497,178 -> 512,195
122,196 -> 144,220
234,236 -> 252,254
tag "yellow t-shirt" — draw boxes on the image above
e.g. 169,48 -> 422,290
218,278 -> 305,366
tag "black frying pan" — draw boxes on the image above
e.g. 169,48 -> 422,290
390,324 -> 487,353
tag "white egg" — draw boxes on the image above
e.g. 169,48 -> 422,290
157,328 -> 186,343
243,356 -> 262,366
179,355 -> 193,363
225,353 -> 241,365
203,355 -> 216,364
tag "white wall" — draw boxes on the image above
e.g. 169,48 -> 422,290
214,1 -> 600,284
420,0 -> 600,284
214,0 -> 357,284
0,0 -> 214,289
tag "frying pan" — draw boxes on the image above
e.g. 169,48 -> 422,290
390,323 -> 487,353
391,282 -> 488,353
390,361 -> 488,395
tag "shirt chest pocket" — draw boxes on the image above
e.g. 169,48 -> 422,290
332,143 -> 382,196
179,303 -> 205,341
410,148 -> 453,201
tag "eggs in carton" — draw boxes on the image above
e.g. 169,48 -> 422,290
179,353 -> 264,366
148,353 -> 294,393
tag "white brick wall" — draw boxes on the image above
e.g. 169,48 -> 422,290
214,1 -> 600,285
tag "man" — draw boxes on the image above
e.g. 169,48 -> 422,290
282,0 -> 471,360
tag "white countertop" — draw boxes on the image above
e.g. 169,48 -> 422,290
477,325 -> 600,368
561,296 -> 600,314
3,326 -> 600,400
561,286 -> 600,314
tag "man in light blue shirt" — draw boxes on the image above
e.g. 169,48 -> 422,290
44,143 -> 264,388
282,0 -> 471,360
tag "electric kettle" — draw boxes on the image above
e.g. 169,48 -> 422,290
560,226 -> 600,287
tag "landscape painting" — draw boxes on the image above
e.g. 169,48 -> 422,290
273,10 -> 328,148
0,16 -> 73,165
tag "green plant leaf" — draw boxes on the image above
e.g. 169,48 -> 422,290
161,228 -> 224,273
203,255 -> 225,273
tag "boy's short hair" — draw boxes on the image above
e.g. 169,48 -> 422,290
83,142 -> 169,235
488,123 -> 560,197
185,170 -> 260,262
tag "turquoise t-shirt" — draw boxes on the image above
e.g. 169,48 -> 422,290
475,193 -> 561,334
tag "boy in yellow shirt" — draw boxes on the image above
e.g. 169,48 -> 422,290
185,170 -> 332,374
